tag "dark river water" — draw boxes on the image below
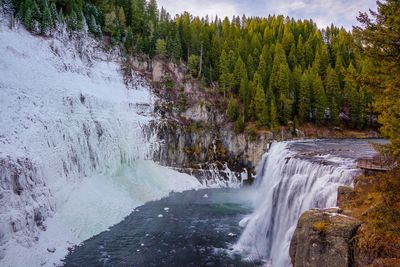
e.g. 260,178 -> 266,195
62,189 -> 257,267
62,139 -> 384,267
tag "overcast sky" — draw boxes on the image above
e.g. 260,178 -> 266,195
157,0 -> 377,30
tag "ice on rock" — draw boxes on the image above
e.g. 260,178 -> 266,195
0,25 -> 202,267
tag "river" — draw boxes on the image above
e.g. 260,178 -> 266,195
63,139 -> 383,267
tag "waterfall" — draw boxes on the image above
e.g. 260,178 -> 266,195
235,141 -> 359,267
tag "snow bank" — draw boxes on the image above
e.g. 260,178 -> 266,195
0,25 -> 201,266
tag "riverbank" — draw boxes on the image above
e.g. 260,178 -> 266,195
339,168 -> 400,266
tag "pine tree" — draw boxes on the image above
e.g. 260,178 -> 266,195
68,10 -> 78,31
254,84 -> 268,127
291,65 -> 302,116
88,14 -> 101,37
155,38 -> 167,56
325,66 -> 341,124
188,55 -> 200,77
219,49 -> 230,97
227,96 -> 239,122
246,54 -> 255,80
167,32 -> 182,61
344,63 -> 359,128
270,97 -> 279,132
297,35 -> 305,69
132,0 -> 146,34
298,71 -> 311,123
356,0 -> 400,157
313,73 -> 327,126
24,6 -> 33,30
288,43 -> 297,71
233,56 -> 247,93
257,54 -> 267,89
234,114 -> 245,134
319,44 -> 329,78
49,2 -> 58,28
41,2 -> 53,35
335,53 -> 345,89
269,44 -> 291,124
125,27 -> 133,52
331,98 -> 340,126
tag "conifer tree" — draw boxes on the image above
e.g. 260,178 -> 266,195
257,54 -> 267,89
233,56 -> 247,93
325,66 -> 341,123
125,27 -> 133,52
227,96 -> 239,122
49,2 -> 58,28
167,32 -> 182,61
270,97 -> 279,132
331,98 -> 340,126
297,35 -> 305,69
254,84 -> 268,127
155,38 -> 167,56
356,0 -> 400,157
246,54 -> 255,80
313,73 -> 327,126
219,49 -> 232,98
288,43 -> 297,71
41,1 -> 53,35
24,6 -> 33,30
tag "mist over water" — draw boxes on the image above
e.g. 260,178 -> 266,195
235,139 -> 380,266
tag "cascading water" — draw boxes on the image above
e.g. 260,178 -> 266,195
235,141 -> 367,267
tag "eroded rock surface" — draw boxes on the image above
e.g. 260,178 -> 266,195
290,208 -> 361,267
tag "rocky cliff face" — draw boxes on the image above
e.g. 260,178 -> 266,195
128,56 -> 274,183
289,208 -> 361,267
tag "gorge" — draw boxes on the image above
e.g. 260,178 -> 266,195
0,4 -> 388,267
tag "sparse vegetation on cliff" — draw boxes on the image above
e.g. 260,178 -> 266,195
340,169 -> 400,266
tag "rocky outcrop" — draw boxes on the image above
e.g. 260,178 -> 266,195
130,56 -> 275,183
153,120 -> 270,183
289,208 -> 361,267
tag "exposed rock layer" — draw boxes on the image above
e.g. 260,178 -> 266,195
290,208 -> 361,267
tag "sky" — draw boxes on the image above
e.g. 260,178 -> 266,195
157,0 -> 377,30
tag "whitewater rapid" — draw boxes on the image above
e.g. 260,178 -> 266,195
234,141 -> 372,267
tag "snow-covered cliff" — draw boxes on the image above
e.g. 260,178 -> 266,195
0,25 -> 203,266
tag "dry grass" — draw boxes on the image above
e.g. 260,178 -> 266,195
341,168 -> 400,266
312,220 -> 330,232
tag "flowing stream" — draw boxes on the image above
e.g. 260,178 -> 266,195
62,139 -> 381,267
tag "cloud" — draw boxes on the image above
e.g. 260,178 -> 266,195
157,0 -> 377,29
157,0 -> 240,19
268,0 -> 377,29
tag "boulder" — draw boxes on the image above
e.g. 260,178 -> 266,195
290,208 -> 361,267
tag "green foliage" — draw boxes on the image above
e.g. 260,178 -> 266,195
234,114 -> 245,134
298,71 -> 311,123
155,38 -> 167,56
13,0 -> 372,132
41,1 -> 53,34
254,83 -> 268,128
227,96 -> 239,122
313,73 -> 327,126
356,0 -> 400,158
188,55 -> 200,77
